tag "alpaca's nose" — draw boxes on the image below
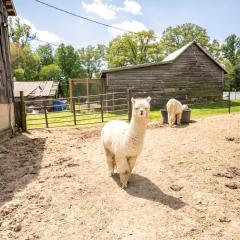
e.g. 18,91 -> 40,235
140,110 -> 144,115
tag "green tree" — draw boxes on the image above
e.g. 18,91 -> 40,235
36,44 -> 54,66
107,30 -> 163,68
55,44 -> 85,95
11,44 -> 40,81
220,59 -> 234,90
221,60 -> 240,90
79,44 -> 106,78
8,17 -> 36,46
232,63 -> 240,90
208,39 -> 222,61
39,64 -> 61,80
160,23 -> 219,56
221,35 -> 240,90
13,68 -> 25,81
222,34 -> 240,66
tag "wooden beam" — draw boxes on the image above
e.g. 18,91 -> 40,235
69,79 -> 73,111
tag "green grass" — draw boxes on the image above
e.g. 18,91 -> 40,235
26,100 -> 240,129
190,99 -> 240,117
27,110 -> 128,129
150,99 -> 240,121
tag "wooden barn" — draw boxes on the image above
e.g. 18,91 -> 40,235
0,0 -> 16,141
100,41 -> 226,106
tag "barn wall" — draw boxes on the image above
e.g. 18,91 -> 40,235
0,103 -> 14,131
0,0 -> 15,133
105,43 -> 224,107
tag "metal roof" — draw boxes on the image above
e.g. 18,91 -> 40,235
161,42 -> 193,62
4,0 -> 16,16
14,81 -> 60,98
100,41 -> 227,78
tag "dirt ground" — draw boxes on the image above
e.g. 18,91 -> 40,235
0,114 -> 240,240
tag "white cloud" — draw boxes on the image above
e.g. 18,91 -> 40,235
82,0 -> 116,20
82,0 -> 142,20
19,16 -> 60,44
108,20 -> 148,38
122,0 -> 142,15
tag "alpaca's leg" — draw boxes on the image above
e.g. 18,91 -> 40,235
103,147 -> 115,176
119,170 -> 130,189
169,114 -> 175,127
168,112 -> 171,127
116,157 -> 130,189
176,112 -> 182,125
128,157 -> 137,173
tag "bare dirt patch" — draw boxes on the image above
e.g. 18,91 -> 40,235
1,114 -> 240,240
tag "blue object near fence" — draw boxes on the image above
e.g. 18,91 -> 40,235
53,100 -> 67,111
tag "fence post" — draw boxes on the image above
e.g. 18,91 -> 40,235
127,88 -> 132,122
43,101 -> 48,128
112,92 -> 115,111
228,87 -> 231,114
72,98 -> 77,125
100,94 -> 104,122
20,91 -> 27,131
69,79 -> 73,111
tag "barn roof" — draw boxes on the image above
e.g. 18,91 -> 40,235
161,42 -> 193,62
14,81 -> 60,98
101,41 -> 226,78
4,0 -> 16,16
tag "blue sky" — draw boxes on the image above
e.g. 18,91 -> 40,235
13,0 -> 240,49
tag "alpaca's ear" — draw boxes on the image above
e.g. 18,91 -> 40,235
147,96 -> 151,103
131,97 -> 135,104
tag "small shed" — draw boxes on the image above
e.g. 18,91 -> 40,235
14,81 -> 63,100
101,41 -> 227,106
0,0 -> 16,140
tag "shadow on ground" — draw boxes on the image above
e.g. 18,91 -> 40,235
0,134 -> 46,207
113,173 -> 186,210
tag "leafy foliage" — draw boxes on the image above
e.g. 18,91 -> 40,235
55,44 -> 86,95
160,23 -> 210,54
8,17 -> 36,46
36,44 -> 54,67
79,44 -> 106,78
221,35 -> 240,90
11,44 -> 40,81
160,23 -> 222,60
39,64 -> 61,80
107,30 -> 163,68
222,34 -> 240,66
8,16 -> 240,93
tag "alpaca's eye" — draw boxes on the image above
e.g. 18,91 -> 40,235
135,107 -> 139,110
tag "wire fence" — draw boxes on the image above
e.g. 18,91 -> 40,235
16,89 -> 238,130
20,91 -> 129,130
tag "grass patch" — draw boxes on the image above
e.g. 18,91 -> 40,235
190,100 -> 240,117
149,100 -> 240,121
27,110 -> 128,129
26,100 -> 240,129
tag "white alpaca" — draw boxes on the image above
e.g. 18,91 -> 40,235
101,97 -> 151,188
166,99 -> 188,127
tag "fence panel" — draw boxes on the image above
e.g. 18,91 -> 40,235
23,91 -> 129,130
19,88 -> 237,130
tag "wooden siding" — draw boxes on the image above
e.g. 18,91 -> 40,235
0,0 -> 14,103
105,43 -> 224,107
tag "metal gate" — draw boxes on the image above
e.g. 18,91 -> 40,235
19,91 -> 132,130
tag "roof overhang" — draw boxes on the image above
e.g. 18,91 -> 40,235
4,0 -> 16,16
100,60 -> 173,78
